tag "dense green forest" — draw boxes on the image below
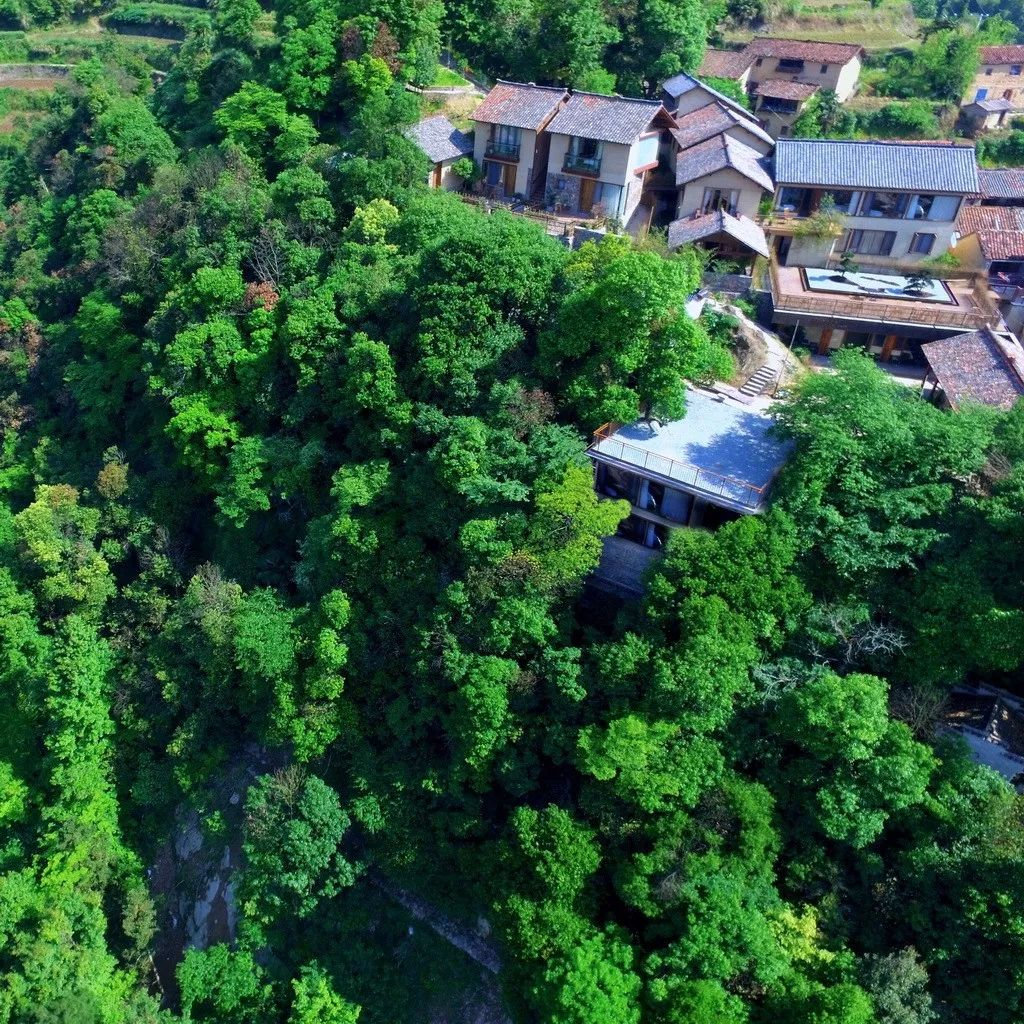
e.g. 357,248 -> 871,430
1,2 -> 1024,1023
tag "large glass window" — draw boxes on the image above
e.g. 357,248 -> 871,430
909,232 -> 936,255
824,190 -> 859,214
702,187 -> 740,214
594,181 -> 623,215
776,186 -> 809,212
843,229 -> 896,256
858,191 -> 911,218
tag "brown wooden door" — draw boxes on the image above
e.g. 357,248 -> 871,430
431,163 -> 442,188
579,176 -> 597,213
501,162 -> 516,196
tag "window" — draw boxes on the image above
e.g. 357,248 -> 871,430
976,87 -> 989,100
842,229 -> 896,256
777,58 -> 804,72
820,63 -> 828,73
824,190 -> 859,214
776,185 -> 808,211
987,67 -> 994,74
755,57 -> 763,66
912,194 -> 959,221
702,187 -> 740,214
909,232 -> 936,255
593,181 -> 623,215
1012,65 -> 1022,75
858,191 -> 911,218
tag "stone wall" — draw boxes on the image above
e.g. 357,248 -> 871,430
0,63 -> 71,82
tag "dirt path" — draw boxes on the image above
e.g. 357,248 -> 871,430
368,871 -> 502,975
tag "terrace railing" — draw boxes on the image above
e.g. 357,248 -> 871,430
485,140 -> 520,160
563,152 -> 602,175
588,423 -> 769,511
768,260 -> 999,331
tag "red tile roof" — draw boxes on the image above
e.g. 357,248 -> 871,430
921,328 -> 1024,410
755,78 -> 819,100
697,48 -> 753,78
979,45 -> 1024,65
470,81 -> 567,130
745,37 -> 863,64
958,204 -> 1024,261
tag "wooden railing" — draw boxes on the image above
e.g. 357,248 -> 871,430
767,260 -> 998,330
588,422 -> 770,510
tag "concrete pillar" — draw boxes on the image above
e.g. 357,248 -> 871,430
880,334 -> 899,361
688,498 -> 707,528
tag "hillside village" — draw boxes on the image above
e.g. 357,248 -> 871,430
3,0 -> 1024,1019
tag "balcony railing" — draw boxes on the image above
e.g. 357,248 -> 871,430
767,260 -> 999,331
563,152 -> 602,175
485,140 -> 520,161
589,423 -> 770,511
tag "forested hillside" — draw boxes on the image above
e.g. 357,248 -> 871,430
0,3 -> 1023,1024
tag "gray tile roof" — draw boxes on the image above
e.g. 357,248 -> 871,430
979,167 -> 1024,199
672,101 -> 774,151
921,328 -> 1024,409
470,80 -> 567,130
774,138 -> 979,194
677,134 -> 775,191
546,92 -> 666,144
667,209 -> 770,256
406,115 -> 473,164
972,98 -> 1015,113
660,72 -> 760,123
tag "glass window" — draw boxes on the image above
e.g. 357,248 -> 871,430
702,187 -> 740,214
1012,65 -> 1022,75
858,192 -> 910,218
843,229 -> 896,256
909,232 -> 936,255
820,63 -> 828,73
494,124 -> 520,147
925,195 -> 960,221
594,181 -> 623,215
824,190 -> 858,214
776,185 -> 806,211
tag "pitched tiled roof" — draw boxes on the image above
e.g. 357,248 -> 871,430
972,98 -> 1015,112
746,37 -> 863,64
979,45 -> 1024,65
774,138 -> 979,193
754,79 -> 818,100
667,209 -> 770,256
697,48 -> 753,79
979,167 -> 1024,199
470,80 -> 567,130
660,71 -> 760,123
677,134 -> 775,191
921,328 -> 1024,409
672,101 -> 774,150
545,92 -> 666,144
406,115 -> 473,164
957,204 -> 1024,261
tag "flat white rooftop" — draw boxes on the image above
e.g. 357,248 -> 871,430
588,389 -> 791,513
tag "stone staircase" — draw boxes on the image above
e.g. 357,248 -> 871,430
739,364 -> 779,397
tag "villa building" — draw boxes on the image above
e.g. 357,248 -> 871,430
470,81 -> 567,200
767,138 -> 979,268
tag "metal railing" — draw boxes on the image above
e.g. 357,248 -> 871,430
485,140 -> 520,160
768,260 -> 999,330
563,153 -> 602,175
588,423 -> 769,510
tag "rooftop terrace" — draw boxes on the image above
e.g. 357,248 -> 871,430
769,262 -> 1000,332
587,389 -> 791,514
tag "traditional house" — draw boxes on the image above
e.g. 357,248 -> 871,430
751,79 -> 818,137
659,71 -> 759,122
670,134 -> 774,260
697,39 -> 863,114
670,100 -> 774,155
978,167 -> 1024,207
588,389 -> 792,554
541,92 -> 676,223
768,138 -> 978,268
406,115 -> 474,190
964,44 -> 1024,113
962,96 -> 1015,134
952,205 -> 1024,292
469,81 -> 567,199
921,327 -> 1024,411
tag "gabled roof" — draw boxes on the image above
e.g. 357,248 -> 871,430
773,138 -> 979,194
957,204 -> 1024,261
697,48 -> 753,79
406,115 -> 473,164
545,92 -> 667,144
979,167 -> 1024,200
755,79 -> 818,101
677,134 -> 774,191
971,98 -> 1015,113
672,102 -> 774,151
660,71 -> 760,123
921,328 -> 1024,409
746,37 -> 864,64
470,80 -> 567,130
667,209 -> 770,257
979,45 -> 1024,65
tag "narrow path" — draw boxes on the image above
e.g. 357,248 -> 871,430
368,871 -> 502,974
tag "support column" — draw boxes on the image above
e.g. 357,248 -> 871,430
880,334 -> 899,361
817,326 -> 833,356
688,498 -> 707,529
